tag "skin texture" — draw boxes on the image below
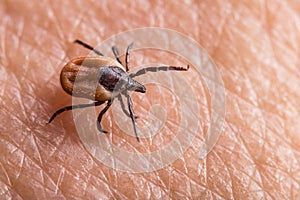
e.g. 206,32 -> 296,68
1,0 -> 300,199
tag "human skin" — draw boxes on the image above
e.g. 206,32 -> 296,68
1,0 -> 300,199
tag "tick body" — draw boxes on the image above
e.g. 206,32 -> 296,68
48,40 -> 189,142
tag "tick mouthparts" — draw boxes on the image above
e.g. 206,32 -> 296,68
135,84 -> 146,93
128,78 -> 146,93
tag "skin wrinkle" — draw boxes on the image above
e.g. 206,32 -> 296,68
231,130 -> 268,195
216,128 -> 258,196
207,160 -> 230,198
4,137 -> 62,197
0,163 -> 12,189
241,143 -> 275,198
55,168 -> 65,195
85,174 -> 111,198
30,135 -> 44,174
144,173 -> 168,197
0,184 -> 22,199
171,170 -> 215,199
1,0 -> 300,199
50,152 -> 68,195
44,139 -> 82,196
47,3 -> 65,41
221,155 -> 235,197
22,152 -> 59,196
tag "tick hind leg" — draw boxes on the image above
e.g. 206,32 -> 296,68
48,101 -> 105,124
97,100 -> 114,134
74,39 -> 104,56
129,65 -> 189,78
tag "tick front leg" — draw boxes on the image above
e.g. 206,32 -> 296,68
117,95 -> 138,119
125,93 -> 140,142
129,65 -> 189,78
97,100 -> 113,134
125,42 -> 134,72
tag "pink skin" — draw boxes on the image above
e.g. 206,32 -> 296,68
1,1 -> 299,199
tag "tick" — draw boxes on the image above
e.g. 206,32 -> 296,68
48,39 -> 189,142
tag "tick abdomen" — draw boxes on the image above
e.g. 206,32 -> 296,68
60,57 -> 125,101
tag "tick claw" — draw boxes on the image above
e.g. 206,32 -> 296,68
99,128 -> 109,134
97,122 -> 108,134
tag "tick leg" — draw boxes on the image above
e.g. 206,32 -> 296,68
112,46 -> 122,65
118,95 -> 130,117
97,100 -> 113,134
125,42 -> 134,72
48,101 -> 105,124
129,65 -> 189,78
125,93 -> 140,142
117,95 -> 138,119
74,39 -> 104,56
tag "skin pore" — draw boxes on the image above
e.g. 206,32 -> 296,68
1,1 -> 299,199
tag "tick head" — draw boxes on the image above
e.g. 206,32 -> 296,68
127,78 -> 146,93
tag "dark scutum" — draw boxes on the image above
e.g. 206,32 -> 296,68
98,66 -> 128,92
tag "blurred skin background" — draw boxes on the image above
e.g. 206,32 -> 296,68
1,0 -> 300,199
